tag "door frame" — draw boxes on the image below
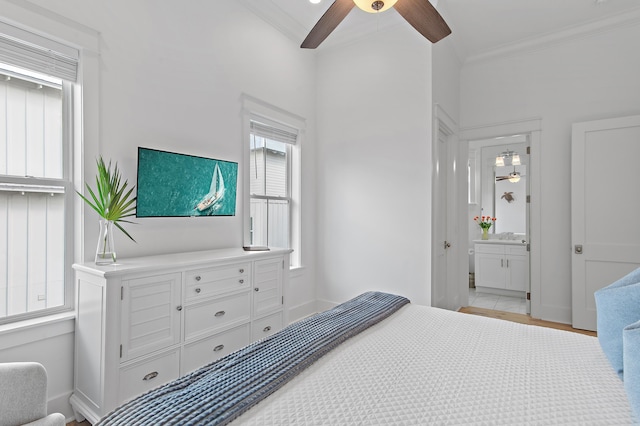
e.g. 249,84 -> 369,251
432,105 -> 463,310
459,118 -> 542,317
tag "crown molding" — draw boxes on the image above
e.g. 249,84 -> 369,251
239,0 -> 308,45
465,6 -> 640,65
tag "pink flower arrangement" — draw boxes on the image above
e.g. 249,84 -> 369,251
474,215 -> 496,230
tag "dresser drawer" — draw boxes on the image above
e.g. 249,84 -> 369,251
185,263 -> 250,301
184,292 -> 251,340
251,311 -> 283,341
182,324 -> 250,374
119,349 -> 180,405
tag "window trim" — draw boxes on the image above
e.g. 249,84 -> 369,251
241,94 -> 304,268
0,4 -> 99,331
0,70 -> 74,325
0,20 -> 79,82
249,123 -> 293,251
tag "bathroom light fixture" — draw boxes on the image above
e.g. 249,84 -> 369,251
508,170 -> 521,183
495,149 -> 521,167
309,0 -> 321,4
353,0 -> 398,13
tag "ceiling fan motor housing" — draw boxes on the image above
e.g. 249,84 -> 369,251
353,0 -> 397,13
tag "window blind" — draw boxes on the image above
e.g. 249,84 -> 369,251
0,21 -> 79,82
250,117 -> 298,145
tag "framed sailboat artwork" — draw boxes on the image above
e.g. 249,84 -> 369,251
136,147 -> 238,217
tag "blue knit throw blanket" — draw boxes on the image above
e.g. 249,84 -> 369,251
97,291 -> 410,426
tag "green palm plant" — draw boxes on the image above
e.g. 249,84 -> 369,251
77,157 -> 137,243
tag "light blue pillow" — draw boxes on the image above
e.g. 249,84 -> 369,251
623,319 -> 640,420
594,267 -> 640,378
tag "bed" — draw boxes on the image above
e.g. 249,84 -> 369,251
98,292 -> 636,425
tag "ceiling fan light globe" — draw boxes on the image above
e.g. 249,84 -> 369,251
353,0 -> 398,13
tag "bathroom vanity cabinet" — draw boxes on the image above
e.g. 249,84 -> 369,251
474,241 -> 528,293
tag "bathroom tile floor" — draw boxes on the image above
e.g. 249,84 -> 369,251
468,288 -> 527,315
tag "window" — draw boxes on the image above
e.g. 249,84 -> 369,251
0,22 -> 78,324
248,117 -> 299,264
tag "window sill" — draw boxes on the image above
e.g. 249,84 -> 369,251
0,311 -> 75,351
290,265 -> 306,279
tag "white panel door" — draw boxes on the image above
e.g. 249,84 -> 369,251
571,115 -> 640,331
432,128 -> 449,309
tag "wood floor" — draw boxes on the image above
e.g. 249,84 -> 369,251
458,305 -> 597,337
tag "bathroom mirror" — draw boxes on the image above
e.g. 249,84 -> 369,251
469,137 -> 528,237
494,164 -> 526,234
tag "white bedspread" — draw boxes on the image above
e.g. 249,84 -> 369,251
235,305 -> 635,425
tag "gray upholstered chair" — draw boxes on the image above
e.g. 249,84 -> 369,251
0,362 -> 66,426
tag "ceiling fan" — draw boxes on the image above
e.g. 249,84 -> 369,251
496,167 -> 523,183
301,0 -> 451,49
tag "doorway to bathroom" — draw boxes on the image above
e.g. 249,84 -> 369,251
467,134 -> 530,315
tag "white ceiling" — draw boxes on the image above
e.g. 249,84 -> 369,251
240,0 -> 640,61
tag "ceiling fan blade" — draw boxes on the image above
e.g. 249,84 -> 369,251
393,0 -> 451,43
301,0 -> 355,49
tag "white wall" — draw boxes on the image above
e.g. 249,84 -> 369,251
432,4 -> 461,122
55,0 -> 317,263
0,0 -> 317,420
432,17 -> 464,309
460,23 -> 640,322
316,26 -> 434,308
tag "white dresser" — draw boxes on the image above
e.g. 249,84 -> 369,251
474,241 -> 528,295
69,247 -> 291,423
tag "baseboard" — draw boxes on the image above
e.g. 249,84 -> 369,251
315,299 -> 338,313
49,390 -> 74,423
288,300 -> 317,324
533,304 -> 572,325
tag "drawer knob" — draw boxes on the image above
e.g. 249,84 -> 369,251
239,279 -> 244,284
254,287 -> 259,292
239,268 -> 244,273
195,276 -> 202,282
176,305 -> 183,311
213,344 -> 224,352
143,371 -> 158,381
195,287 -> 201,293
215,310 -> 226,317
263,326 -> 272,333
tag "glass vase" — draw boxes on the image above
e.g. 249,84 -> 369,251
482,228 -> 489,240
95,219 -> 116,265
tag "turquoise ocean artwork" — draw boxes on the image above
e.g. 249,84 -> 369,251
136,147 -> 238,217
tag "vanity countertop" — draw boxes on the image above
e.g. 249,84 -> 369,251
473,239 -> 527,245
